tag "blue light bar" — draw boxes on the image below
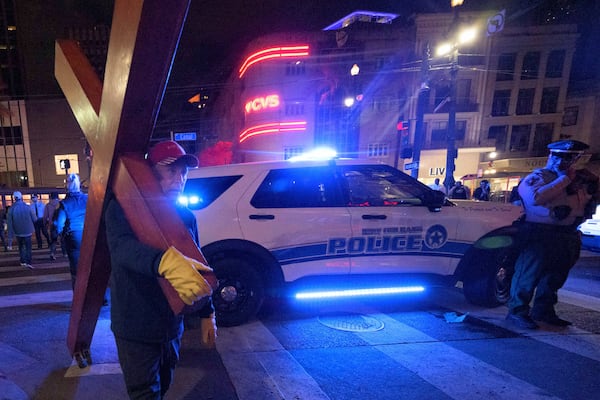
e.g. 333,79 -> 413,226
294,285 -> 425,300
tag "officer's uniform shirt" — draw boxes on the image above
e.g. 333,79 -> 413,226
519,168 -> 592,226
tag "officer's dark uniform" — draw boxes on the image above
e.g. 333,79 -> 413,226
506,140 -> 599,329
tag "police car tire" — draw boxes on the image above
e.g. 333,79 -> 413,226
210,254 -> 265,327
463,258 -> 511,307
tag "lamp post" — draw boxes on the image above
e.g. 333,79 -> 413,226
435,18 -> 477,192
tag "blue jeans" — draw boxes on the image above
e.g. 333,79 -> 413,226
16,236 -> 32,264
64,231 -> 83,289
114,336 -> 181,400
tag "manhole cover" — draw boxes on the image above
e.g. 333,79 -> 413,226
318,313 -> 384,332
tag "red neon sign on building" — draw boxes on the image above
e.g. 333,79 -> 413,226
245,94 -> 280,114
238,45 -> 309,78
239,121 -> 307,143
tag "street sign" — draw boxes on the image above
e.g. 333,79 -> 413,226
174,132 -> 197,141
404,161 -> 419,171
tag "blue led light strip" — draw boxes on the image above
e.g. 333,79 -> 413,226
295,286 -> 425,300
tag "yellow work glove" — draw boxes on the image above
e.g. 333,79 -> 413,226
200,313 -> 217,348
177,251 -> 214,274
158,246 -> 212,305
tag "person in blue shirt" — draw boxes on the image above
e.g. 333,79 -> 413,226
55,174 -> 88,289
105,140 -> 216,399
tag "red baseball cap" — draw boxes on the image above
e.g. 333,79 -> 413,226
147,140 -> 199,168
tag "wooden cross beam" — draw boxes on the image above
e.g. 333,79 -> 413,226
54,0 -> 216,363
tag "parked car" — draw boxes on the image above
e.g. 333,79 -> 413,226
579,204 -> 600,252
183,158 -> 523,326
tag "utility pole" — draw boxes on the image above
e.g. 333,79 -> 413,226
443,1 -> 463,193
411,43 -> 430,179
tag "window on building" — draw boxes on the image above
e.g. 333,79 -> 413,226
496,53 -> 516,81
540,87 -> 559,114
521,52 -> 540,80
533,123 -> 554,156
488,125 -> 508,152
545,50 -> 565,78
0,125 -> 23,145
285,61 -> 306,76
367,143 -> 389,158
456,79 -> 471,105
283,147 -> 304,160
516,88 -> 535,115
430,120 -> 466,144
491,90 -> 511,116
285,102 -> 305,116
562,106 -> 579,126
510,124 -> 531,152
431,121 -> 447,143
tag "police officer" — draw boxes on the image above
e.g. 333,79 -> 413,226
506,140 -> 599,329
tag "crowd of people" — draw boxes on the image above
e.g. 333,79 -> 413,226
1,174 -> 86,273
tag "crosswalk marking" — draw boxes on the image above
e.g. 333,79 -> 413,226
217,321 -> 330,400
0,273 -> 71,288
0,289 -> 72,308
357,313 -> 561,400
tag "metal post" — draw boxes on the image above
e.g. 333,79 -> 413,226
411,43 -> 430,179
443,53 -> 458,193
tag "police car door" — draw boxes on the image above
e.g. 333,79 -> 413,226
340,165 -> 459,276
241,165 -> 351,282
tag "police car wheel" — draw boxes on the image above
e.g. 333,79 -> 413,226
463,251 -> 513,307
210,254 -> 265,327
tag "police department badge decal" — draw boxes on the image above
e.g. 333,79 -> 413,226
424,224 -> 448,249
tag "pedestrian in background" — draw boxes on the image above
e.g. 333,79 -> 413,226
43,192 -> 60,261
0,206 -> 7,252
55,174 -> 88,289
428,178 -> 446,194
6,191 -> 36,269
506,140 -> 599,329
31,194 -> 50,249
473,180 -> 491,201
105,140 -> 216,399
448,181 -> 469,199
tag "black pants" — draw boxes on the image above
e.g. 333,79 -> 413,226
34,218 -> 50,248
508,223 -> 581,316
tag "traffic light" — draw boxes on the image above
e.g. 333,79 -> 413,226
60,159 -> 71,170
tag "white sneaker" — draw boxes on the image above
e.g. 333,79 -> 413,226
20,263 -> 33,270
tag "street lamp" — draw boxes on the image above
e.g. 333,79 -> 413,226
435,24 -> 478,193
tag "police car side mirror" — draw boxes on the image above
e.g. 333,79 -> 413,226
423,190 -> 446,212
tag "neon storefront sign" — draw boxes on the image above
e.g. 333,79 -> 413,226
238,45 -> 309,78
245,94 -> 280,114
239,121 -> 307,143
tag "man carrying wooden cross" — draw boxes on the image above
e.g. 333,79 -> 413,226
105,140 -> 217,398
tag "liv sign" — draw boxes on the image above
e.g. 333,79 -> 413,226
245,94 -> 280,114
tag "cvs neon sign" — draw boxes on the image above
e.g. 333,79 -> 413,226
245,94 -> 280,114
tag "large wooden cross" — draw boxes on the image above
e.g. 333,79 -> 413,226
54,0 -> 216,366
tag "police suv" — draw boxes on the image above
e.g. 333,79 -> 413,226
183,158 -> 523,326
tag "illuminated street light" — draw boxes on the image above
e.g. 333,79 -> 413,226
435,23 -> 478,192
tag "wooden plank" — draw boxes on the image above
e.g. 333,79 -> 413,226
112,154 -> 217,314
54,0 -> 195,359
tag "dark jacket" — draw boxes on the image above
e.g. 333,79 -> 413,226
105,196 -> 212,343
7,200 -> 36,237
55,192 -> 88,235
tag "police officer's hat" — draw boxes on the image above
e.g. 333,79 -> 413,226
547,140 -> 589,154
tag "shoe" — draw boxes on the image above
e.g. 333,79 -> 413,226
531,313 -> 572,327
506,313 -> 538,329
20,263 -> 33,270
50,255 -> 56,261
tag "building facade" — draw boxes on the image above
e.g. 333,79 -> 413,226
215,10 -> 593,201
